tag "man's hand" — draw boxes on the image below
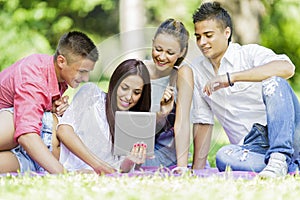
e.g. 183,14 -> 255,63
52,95 -> 69,116
203,74 -> 230,96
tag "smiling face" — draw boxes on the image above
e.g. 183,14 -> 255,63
56,54 -> 95,88
152,33 -> 184,72
194,19 -> 230,65
116,75 -> 144,111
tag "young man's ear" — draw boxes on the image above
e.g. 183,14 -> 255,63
224,27 -> 231,40
56,55 -> 67,69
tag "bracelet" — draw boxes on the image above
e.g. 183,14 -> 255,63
226,72 -> 234,87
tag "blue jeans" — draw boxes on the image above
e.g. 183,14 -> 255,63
143,128 -> 177,167
143,104 -> 177,167
9,110 -> 54,173
216,77 -> 300,173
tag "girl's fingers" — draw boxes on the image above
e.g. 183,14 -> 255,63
163,93 -> 172,102
130,142 -> 148,164
160,86 -> 175,104
131,143 -> 138,156
142,143 -> 147,162
136,143 -> 141,157
165,86 -> 175,94
167,85 -> 175,91
138,145 -> 143,160
136,143 -> 146,164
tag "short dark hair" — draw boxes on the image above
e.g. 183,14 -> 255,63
154,18 -> 189,66
105,59 -> 151,145
193,1 -> 233,43
54,31 -> 99,63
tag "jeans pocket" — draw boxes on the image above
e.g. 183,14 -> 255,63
242,123 -> 269,154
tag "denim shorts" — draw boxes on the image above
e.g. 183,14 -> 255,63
2,108 -> 54,173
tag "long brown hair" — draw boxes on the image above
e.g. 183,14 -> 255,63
105,59 -> 151,145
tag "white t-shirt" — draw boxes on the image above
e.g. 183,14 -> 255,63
191,43 -> 294,144
151,75 -> 177,112
59,82 -> 122,171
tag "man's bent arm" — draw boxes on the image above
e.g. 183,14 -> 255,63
18,133 -> 65,173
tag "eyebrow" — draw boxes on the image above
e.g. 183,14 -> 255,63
194,31 -> 214,36
154,44 -> 180,53
121,83 -> 128,87
121,83 -> 142,89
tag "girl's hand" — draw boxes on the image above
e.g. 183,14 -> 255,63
93,164 -> 117,175
52,95 -> 69,116
120,142 -> 147,173
128,142 -> 147,164
160,86 -> 175,116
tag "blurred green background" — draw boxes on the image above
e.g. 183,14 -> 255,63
1,0 -> 299,87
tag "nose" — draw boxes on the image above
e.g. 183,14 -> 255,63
158,52 -> 167,60
199,37 -> 207,46
124,91 -> 133,102
82,73 -> 89,82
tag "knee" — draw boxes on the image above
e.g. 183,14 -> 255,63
262,76 -> 289,98
216,144 -> 240,172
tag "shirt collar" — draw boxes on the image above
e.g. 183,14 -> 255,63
221,42 -> 236,67
48,56 -> 68,101
198,56 -> 216,75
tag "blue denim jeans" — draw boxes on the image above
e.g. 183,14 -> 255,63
216,77 -> 300,173
143,104 -> 177,167
143,128 -> 177,167
8,110 -> 54,173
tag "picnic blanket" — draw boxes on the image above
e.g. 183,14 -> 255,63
106,166 -> 258,179
0,166 -> 258,180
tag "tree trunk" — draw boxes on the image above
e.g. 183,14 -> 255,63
219,0 -> 265,44
119,0 -> 146,60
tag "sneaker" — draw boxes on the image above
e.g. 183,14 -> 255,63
258,152 -> 288,178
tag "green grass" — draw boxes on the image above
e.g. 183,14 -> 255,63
1,173 -> 300,200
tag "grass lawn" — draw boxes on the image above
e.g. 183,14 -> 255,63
1,173 -> 300,200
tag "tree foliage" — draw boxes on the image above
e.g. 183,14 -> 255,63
0,0 -> 299,89
0,0 -> 118,70
260,0 -> 300,88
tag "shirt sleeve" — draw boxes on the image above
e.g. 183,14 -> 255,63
59,82 -> 106,128
14,81 -> 50,142
246,44 -> 295,68
191,66 -> 214,125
